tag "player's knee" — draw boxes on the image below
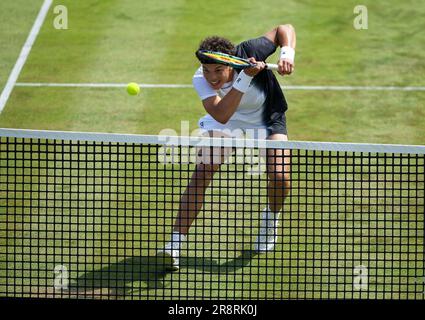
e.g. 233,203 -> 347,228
281,23 -> 295,31
193,165 -> 218,186
270,172 -> 291,189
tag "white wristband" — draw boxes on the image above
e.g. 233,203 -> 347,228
280,46 -> 295,63
232,70 -> 253,93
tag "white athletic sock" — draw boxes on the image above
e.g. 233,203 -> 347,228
170,232 -> 186,250
263,206 -> 280,227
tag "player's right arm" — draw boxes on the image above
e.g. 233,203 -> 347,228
194,59 -> 265,124
201,91 -> 242,124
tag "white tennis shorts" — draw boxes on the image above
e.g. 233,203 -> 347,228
198,117 -> 269,140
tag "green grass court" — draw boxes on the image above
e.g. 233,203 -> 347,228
0,0 -> 424,143
0,0 -> 424,300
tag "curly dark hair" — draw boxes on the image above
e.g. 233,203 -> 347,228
195,36 -> 236,64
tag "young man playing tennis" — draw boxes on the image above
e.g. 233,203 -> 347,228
158,24 -> 296,270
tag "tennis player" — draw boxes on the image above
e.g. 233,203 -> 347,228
158,24 -> 296,270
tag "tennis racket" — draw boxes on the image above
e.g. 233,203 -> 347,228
197,50 -> 278,71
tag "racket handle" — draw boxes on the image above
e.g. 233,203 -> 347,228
266,63 -> 279,71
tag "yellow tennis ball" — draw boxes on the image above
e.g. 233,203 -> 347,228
127,82 -> 140,96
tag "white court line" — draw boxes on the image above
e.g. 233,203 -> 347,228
0,0 -> 53,113
15,83 -> 192,88
14,82 -> 425,91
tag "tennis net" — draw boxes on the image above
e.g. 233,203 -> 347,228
0,128 -> 424,300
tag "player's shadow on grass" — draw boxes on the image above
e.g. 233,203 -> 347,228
69,256 -> 170,298
180,250 -> 257,274
67,251 -> 256,298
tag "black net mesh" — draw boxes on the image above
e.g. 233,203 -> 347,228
0,133 -> 424,300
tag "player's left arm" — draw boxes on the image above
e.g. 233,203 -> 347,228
264,24 -> 296,76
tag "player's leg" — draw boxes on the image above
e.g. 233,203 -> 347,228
175,129 -> 233,234
156,162 -> 220,270
157,130 -> 233,270
174,161 -> 221,235
254,133 -> 291,252
267,133 -> 291,213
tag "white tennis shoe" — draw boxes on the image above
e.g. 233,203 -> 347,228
157,232 -> 186,271
254,208 -> 280,252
